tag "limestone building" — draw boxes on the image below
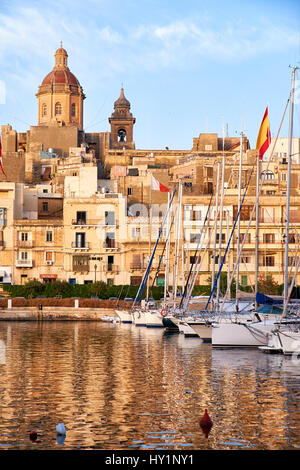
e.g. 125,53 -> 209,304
1,45 -> 300,291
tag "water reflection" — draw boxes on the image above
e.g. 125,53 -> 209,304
0,321 -> 299,450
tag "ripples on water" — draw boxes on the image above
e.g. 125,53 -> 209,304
0,321 -> 299,450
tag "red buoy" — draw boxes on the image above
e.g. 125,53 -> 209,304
200,409 -> 213,438
29,430 -> 37,442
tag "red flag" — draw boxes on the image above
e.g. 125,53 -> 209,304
150,174 -> 169,192
256,107 -> 271,160
0,137 -> 7,178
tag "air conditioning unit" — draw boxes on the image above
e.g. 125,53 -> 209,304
46,260 -> 53,265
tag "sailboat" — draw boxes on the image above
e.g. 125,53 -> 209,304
119,178 -> 176,327
258,66 -> 300,354
212,66 -> 299,348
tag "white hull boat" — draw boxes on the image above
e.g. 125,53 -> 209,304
178,322 -> 199,337
212,320 -> 274,347
277,330 -> 300,355
115,309 -> 133,324
132,310 -> 146,326
144,310 -> 164,327
187,322 -> 212,342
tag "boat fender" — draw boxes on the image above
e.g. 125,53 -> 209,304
160,308 -> 168,317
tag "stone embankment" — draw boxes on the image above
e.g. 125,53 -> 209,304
0,298 -> 130,321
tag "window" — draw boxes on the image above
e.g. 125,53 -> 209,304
75,232 -> 86,248
289,233 -> 297,243
20,232 -> 28,241
260,207 -> 275,223
0,208 -> 6,226
192,209 -> 202,221
45,251 -> 53,262
46,231 -> 53,242
105,211 -> 115,225
42,103 -> 47,117
127,187 -> 132,195
261,170 -> 274,180
132,227 -> 141,238
241,256 -> 251,264
71,103 -> 76,117
42,202 -> 48,212
20,251 -> 28,260
216,233 -> 226,243
233,205 -> 252,221
107,255 -> 114,271
190,233 -> 200,244
241,275 -> 248,286
263,256 -> 275,267
239,233 -> 251,243
205,166 -> 213,178
55,102 -> 62,115
105,233 -> 115,248
76,211 -> 86,224
263,233 -> 275,243
281,173 -> 287,182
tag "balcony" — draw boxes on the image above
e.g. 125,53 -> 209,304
16,259 -> 33,268
72,219 -> 100,227
71,241 -> 90,250
130,263 -> 145,271
72,264 -> 89,273
103,264 -> 119,273
17,240 -> 34,248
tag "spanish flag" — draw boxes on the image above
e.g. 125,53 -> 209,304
256,106 -> 271,160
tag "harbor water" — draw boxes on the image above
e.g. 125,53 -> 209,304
0,320 -> 299,450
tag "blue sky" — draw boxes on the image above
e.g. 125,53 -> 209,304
0,0 -> 299,150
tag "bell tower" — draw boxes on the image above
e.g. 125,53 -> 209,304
109,88 -> 135,149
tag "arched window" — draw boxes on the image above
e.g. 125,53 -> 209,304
71,103 -> 76,117
42,103 -> 47,117
55,102 -> 62,115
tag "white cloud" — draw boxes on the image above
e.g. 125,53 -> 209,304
0,5 -> 298,85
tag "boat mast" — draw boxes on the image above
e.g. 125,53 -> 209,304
173,181 -> 182,307
283,66 -> 298,316
211,162 -> 220,302
235,131 -> 243,312
164,191 -> 171,301
216,131 -> 226,309
146,177 -> 152,302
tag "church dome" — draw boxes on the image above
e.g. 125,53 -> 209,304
41,69 -> 80,86
39,43 -> 81,88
